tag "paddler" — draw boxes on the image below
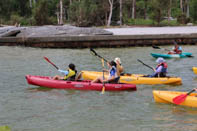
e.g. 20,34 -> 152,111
91,61 -> 120,83
149,57 -> 168,77
53,63 -> 77,81
168,41 -> 182,54
114,57 -> 124,76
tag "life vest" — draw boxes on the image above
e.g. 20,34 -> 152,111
109,66 -> 118,79
173,46 -> 182,54
156,62 -> 168,73
63,69 -> 77,81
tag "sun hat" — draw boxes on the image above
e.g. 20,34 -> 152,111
114,57 -> 121,64
156,57 -> 165,64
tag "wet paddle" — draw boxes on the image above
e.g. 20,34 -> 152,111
152,45 -> 170,51
44,56 -> 59,70
137,59 -> 154,71
172,89 -> 196,105
90,48 -> 108,62
101,58 -> 105,94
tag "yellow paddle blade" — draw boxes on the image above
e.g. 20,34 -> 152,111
101,86 -> 105,94
101,58 -> 104,67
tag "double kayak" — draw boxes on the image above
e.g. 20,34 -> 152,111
193,67 -> 197,75
153,90 -> 197,108
25,75 -> 136,91
151,52 -> 192,58
81,71 -> 182,85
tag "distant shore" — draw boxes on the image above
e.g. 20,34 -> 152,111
0,25 -> 197,48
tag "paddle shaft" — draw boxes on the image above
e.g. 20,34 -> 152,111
137,59 -> 154,71
101,58 -> 105,94
90,48 -> 108,62
152,45 -> 170,51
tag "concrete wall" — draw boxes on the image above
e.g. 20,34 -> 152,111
0,34 -> 197,48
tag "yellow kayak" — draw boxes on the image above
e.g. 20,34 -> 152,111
153,90 -> 197,108
81,70 -> 182,85
193,67 -> 197,75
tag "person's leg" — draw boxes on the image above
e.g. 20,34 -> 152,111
91,76 -> 102,83
53,75 -> 61,80
75,72 -> 82,81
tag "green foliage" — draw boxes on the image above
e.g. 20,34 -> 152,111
68,0 -> 98,26
127,18 -> 154,26
190,0 -> 197,22
32,0 -> 52,25
0,0 -> 197,26
160,20 -> 179,26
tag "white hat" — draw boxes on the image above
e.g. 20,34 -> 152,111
114,57 -> 121,64
156,57 -> 165,63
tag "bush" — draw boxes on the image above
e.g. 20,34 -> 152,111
127,19 -> 154,26
160,19 -> 179,26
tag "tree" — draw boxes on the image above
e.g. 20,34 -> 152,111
33,0 -> 51,25
119,0 -> 122,26
150,0 -> 169,25
59,0 -> 63,24
132,0 -> 136,19
107,0 -> 114,27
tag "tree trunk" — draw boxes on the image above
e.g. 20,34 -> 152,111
57,12 -> 60,24
59,0 -> 63,25
119,0 -> 122,26
107,0 -> 113,27
132,0 -> 136,19
144,0 -> 148,19
29,0 -> 32,8
180,0 -> 183,13
186,0 -> 190,18
168,0 -> 172,23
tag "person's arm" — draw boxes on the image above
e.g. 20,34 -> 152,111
155,66 -> 162,73
58,69 -> 68,75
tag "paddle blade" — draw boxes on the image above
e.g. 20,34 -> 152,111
172,94 -> 187,105
44,56 -> 50,62
101,58 -> 104,67
43,56 -> 59,70
152,45 -> 161,49
90,48 -> 97,56
101,85 -> 105,94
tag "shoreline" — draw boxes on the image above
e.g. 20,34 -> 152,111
0,26 -> 197,48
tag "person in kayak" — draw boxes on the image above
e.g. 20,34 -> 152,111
148,57 -> 168,77
91,61 -> 120,83
53,63 -> 77,81
114,57 -> 124,76
168,41 -> 182,54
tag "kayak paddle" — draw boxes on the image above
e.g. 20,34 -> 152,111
101,58 -> 105,94
137,59 -> 154,71
44,56 -> 59,70
172,89 -> 196,105
90,48 -> 108,62
152,45 -> 170,51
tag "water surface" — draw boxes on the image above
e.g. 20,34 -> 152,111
0,45 -> 197,131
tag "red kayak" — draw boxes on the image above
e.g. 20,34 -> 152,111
25,75 -> 137,91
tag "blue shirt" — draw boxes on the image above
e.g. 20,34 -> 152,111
109,66 -> 118,78
58,69 -> 68,75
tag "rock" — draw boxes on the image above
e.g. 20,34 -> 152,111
187,23 -> 193,26
0,25 -> 113,38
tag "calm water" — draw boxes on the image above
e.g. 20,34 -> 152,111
1,46 -> 197,131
